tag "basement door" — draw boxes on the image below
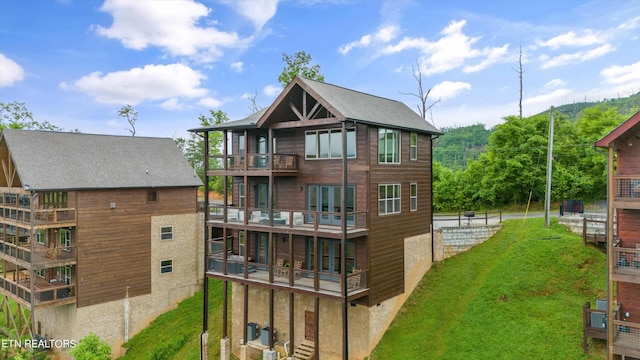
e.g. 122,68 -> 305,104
305,311 -> 315,342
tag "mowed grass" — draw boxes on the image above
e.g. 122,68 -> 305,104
370,218 -> 607,360
122,279 -> 231,360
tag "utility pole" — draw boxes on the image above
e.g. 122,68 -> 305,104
544,107 -> 555,228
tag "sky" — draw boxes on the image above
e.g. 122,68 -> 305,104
1,0 -> 639,139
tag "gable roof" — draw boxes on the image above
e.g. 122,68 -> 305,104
1,129 -> 203,191
595,111 -> 640,148
191,76 -> 442,135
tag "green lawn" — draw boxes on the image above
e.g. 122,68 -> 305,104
121,279 -> 231,360
370,218 -> 607,359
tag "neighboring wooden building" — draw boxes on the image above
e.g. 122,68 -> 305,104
0,129 -> 203,356
595,111 -> 640,358
191,76 -> 441,359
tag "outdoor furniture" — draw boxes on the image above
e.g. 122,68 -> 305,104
293,260 -> 303,279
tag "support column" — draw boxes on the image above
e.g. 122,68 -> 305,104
220,337 -> 230,360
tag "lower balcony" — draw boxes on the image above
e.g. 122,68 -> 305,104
614,320 -> 640,358
613,246 -> 640,284
0,240 -> 76,268
0,273 -> 76,308
206,252 -> 368,302
614,175 -> 640,209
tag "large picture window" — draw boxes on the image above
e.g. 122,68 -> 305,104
378,128 -> 400,163
307,185 -> 355,225
305,128 -> 356,159
379,184 -> 401,215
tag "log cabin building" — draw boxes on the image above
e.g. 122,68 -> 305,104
0,129 -> 203,356
191,76 -> 441,359
595,111 -> 640,359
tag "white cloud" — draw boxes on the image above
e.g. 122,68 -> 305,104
601,60 -> 640,85
381,20 -> 508,76
230,61 -> 244,73
430,81 -> 471,101
540,44 -> 614,69
263,84 -> 281,97
536,30 -> 606,50
545,79 -> 567,88
339,25 -> 400,55
95,0 -> 249,62
67,63 -> 208,105
161,98 -> 184,110
522,88 -> 572,109
197,97 -> 224,108
219,0 -> 279,30
0,54 -> 24,87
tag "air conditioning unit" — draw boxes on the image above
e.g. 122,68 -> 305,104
591,312 -> 607,329
596,298 -> 607,310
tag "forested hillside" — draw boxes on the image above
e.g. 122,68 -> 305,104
433,92 -> 640,212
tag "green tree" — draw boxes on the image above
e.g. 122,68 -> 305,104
118,104 -> 138,136
69,333 -> 112,360
0,101 -> 63,131
277,51 -> 324,87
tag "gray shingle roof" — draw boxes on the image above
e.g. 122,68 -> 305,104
190,76 -> 442,135
1,129 -> 203,191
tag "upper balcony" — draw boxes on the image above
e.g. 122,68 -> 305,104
614,175 -> 640,210
207,154 -> 298,176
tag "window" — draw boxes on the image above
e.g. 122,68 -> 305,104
238,134 -> 245,154
305,128 -> 356,159
410,132 -> 417,160
148,190 -> 158,202
36,230 -> 46,245
36,269 -> 46,278
379,184 -> 401,215
160,259 -> 173,274
160,226 -> 173,240
60,229 -> 71,251
306,238 -> 356,274
410,183 -> 418,211
378,128 -> 400,163
307,185 -> 355,225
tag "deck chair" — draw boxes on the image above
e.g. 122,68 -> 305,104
293,260 -> 303,279
274,258 -> 284,277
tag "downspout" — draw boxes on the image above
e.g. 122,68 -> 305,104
431,133 -> 441,263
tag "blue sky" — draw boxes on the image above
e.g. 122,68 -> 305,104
1,0 -> 639,139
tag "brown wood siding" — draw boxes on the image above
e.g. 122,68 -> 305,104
76,187 -> 197,307
367,127 -> 433,306
617,136 -> 640,176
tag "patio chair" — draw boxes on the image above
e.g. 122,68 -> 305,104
274,258 -> 284,277
294,260 -> 303,279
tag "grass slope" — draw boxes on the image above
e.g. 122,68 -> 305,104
370,218 -> 607,359
121,279 -> 230,360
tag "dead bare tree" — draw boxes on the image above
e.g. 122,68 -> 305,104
400,61 -> 440,125
118,105 -> 138,136
512,44 -> 523,119
246,91 -> 262,113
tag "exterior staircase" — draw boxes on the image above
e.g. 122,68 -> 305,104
291,340 -> 315,360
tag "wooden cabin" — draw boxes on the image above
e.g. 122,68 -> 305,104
595,111 -> 640,358
0,129 -> 203,355
191,76 -> 441,360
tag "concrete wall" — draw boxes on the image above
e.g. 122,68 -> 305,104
36,213 -> 204,359
438,225 -> 503,259
230,232 -> 433,360
558,214 -> 608,237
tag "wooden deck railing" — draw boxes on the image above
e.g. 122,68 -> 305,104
208,153 -> 298,172
0,206 -> 76,226
613,246 -> 640,276
0,277 -> 76,307
614,320 -> 640,353
0,241 -> 75,266
208,206 -> 368,234
615,175 -> 640,199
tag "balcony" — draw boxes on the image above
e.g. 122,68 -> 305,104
0,273 -> 76,308
613,246 -> 640,284
0,240 -> 76,268
613,320 -> 640,358
206,238 -> 368,301
207,154 -> 298,176
208,206 -> 369,238
1,206 -> 77,228
614,175 -> 640,209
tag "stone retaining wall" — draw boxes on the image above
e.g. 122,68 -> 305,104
434,224 -> 503,261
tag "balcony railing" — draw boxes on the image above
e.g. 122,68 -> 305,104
206,250 -> 367,298
0,206 -> 76,226
0,277 -> 76,307
208,206 -> 368,235
0,241 -> 76,266
207,154 -> 298,173
613,246 -> 640,283
614,176 -> 640,209
614,320 -> 640,355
